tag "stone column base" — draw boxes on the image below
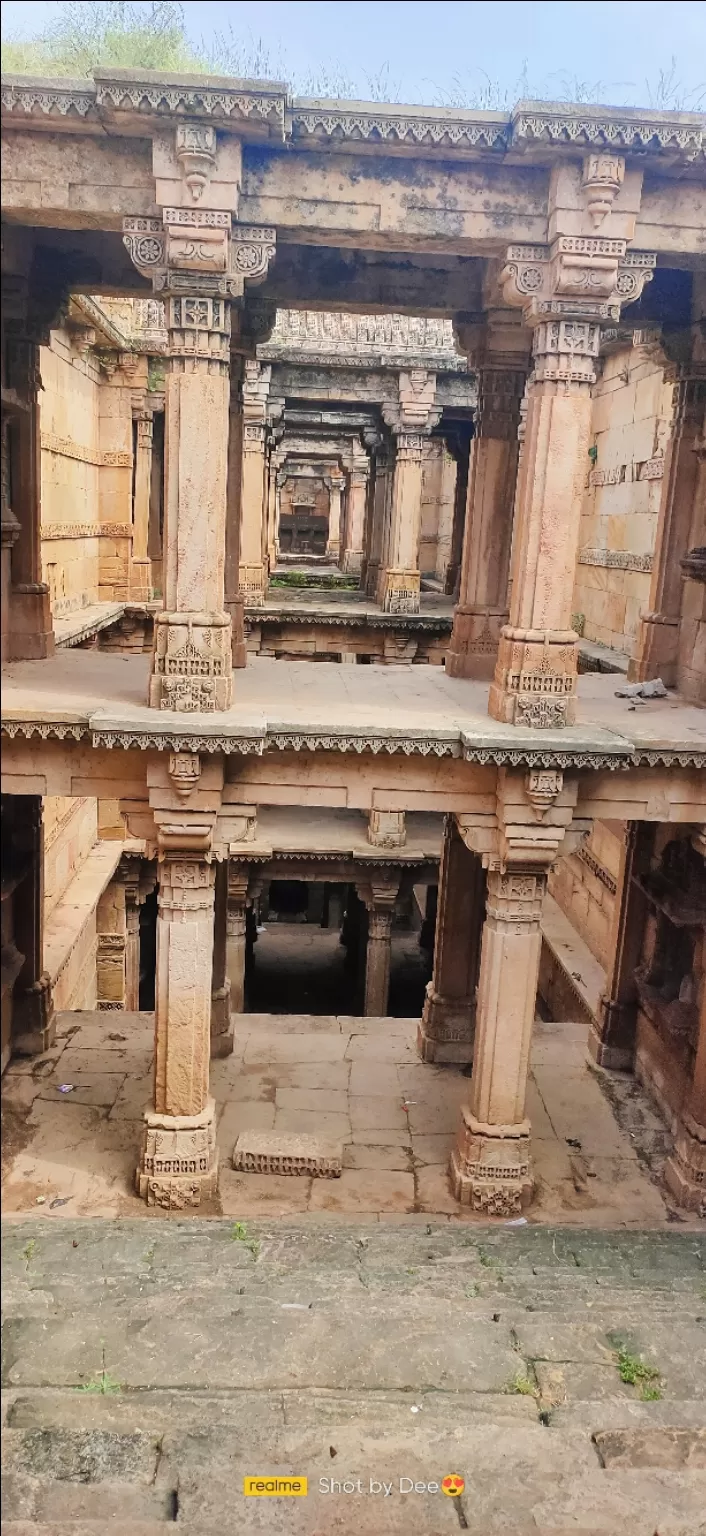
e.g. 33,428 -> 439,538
341,549 -> 363,575
418,985 -> 474,1065
238,563 -> 267,607
129,561 -> 153,603
12,975 -> 56,1056
488,629 -> 578,728
149,611 -> 233,711
226,596 -> 247,668
628,613 -> 679,686
449,1108 -> 533,1214
136,1097 -> 219,1208
663,1112 -> 706,1215
381,568 -> 421,615
210,981 -> 234,1058
8,583 -> 55,661
588,999 -> 635,1071
445,608 -> 506,681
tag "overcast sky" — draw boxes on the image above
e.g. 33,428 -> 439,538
3,0 -> 706,109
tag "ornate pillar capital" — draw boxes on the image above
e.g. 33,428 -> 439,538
122,213 -> 276,303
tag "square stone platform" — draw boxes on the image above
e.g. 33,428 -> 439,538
1,1009 -> 686,1227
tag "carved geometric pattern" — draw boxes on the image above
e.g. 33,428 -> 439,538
579,548 -> 653,572
40,433 -> 132,467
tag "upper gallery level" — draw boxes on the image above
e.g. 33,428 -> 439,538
2,72 -> 704,307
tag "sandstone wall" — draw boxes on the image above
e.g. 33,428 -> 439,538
572,344 -> 673,654
547,820 -> 622,971
43,797 -> 99,922
419,439 -> 456,582
39,331 -> 102,614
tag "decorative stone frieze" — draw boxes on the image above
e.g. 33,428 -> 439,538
579,548 -> 654,573
233,1130 -> 343,1177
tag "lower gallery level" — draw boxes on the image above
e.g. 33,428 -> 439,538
2,652 -> 704,1223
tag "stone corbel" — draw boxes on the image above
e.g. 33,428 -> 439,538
525,768 -> 564,821
368,809 -> 406,848
228,226 -> 277,298
175,123 -> 217,202
356,875 -> 400,913
122,216 -> 276,299
157,822 -> 213,859
168,751 -> 202,802
498,240 -> 656,318
383,368 -> 441,435
581,154 -> 625,227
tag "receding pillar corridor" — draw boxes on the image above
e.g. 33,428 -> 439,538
1,70 -> 704,1242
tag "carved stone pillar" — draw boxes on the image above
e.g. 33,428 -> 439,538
123,189 -> 275,709
450,764 -> 579,1211
124,879 -> 141,1012
2,313 -> 54,661
358,879 -> 399,1016
147,292 -> 233,708
487,189 -> 656,726
446,353 -> 527,679
225,361 -> 246,667
630,371 -> 706,689
341,453 -> 369,575
450,868 -> 544,1211
379,371 -> 440,614
365,441 -> 391,599
136,826 -> 218,1207
226,864 -> 250,1015
418,819 -> 485,1064
443,425 -> 473,599
589,822 -> 652,1069
210,858 -> 233,1058
326,470 -> 344,562
237,360 -> 271,605
96,878 -> 127,1011
130,409 -> 154,601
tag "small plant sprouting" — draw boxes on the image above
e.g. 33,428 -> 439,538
614,1344 -> 662,1400
465,1283 -> 480,1298
230,1221 -> 260,1259
142,1243 -> 156,1268
22,1239 -> 36,1270
77,1341 -> 121,1395
505,1372 -> 537,1397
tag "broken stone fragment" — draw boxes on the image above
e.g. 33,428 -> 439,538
614,678 -> 667,699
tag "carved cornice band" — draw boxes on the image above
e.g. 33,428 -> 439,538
2,715 -> 704,771
3,79 -> 702,162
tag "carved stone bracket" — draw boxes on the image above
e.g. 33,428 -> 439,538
168,751 -> 201,801
122,216 -> 276,300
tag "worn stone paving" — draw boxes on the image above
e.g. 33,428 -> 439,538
1,1219 -> 705,1533
1,1012 -> 682,1226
